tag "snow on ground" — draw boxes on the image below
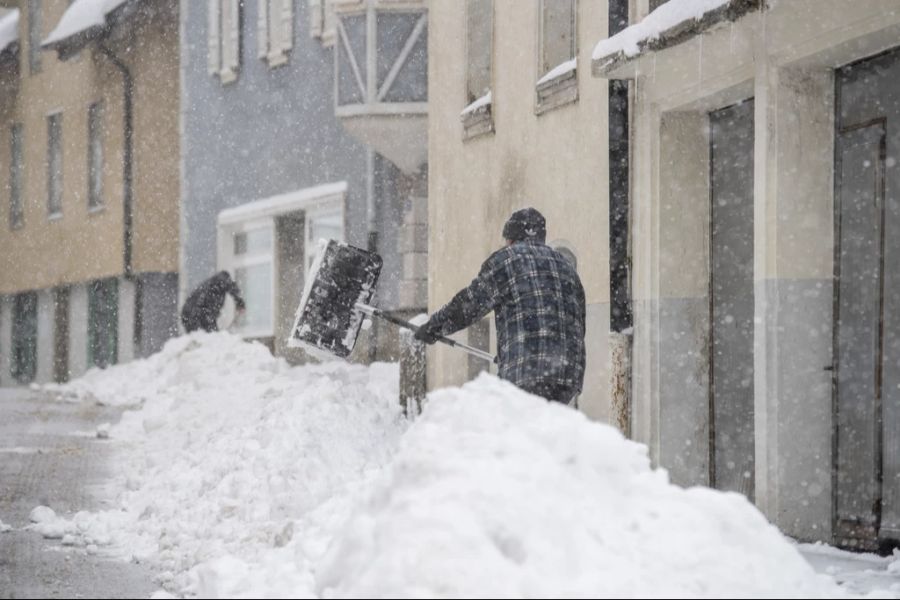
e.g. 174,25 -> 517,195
32,332 -> 892,597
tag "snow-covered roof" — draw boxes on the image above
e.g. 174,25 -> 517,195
43,0 -> 131,50
0,9 -> 20,56
592,0 -> 760,76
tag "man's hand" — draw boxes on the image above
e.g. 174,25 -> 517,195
413,319 -> 442,345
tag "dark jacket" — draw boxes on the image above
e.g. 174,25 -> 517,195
181,271 -> 246,333
428,241 -> 586,400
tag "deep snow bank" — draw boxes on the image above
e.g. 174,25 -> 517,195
38,333 -> 854,598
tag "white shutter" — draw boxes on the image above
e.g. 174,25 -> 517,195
226,0 -> 240,74
258,0 -> 269,58
207,0 -> 221,75
280,0 -> 294,53
309,0 -> 323,39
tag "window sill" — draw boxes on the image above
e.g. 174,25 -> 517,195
48,212 -> 63,222
460,98 -> 494,141
535,68 -> 578,116
219,68 -> 238,85
266,51 -> 289,68
88,204 -> 105,215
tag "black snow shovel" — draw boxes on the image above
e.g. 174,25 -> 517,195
288,239 -> 495,363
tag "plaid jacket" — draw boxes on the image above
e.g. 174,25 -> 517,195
429,241 -> 586,395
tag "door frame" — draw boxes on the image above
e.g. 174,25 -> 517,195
831,107 -> 888,548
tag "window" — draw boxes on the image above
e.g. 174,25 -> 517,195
88,102 -> 103,210
11,292 -> 37,384
88,278 -> 118,369
309,0 -> 337,47
258,0 -> 293,66
466,0 -> 492,105
9,123 -> 23,229
28,0 -> 41,75
47,113 -> 62,218
230,224 -> 274,337
462,0 -> 493,138
305,206 -> 344,273
217,182 -> 347,340
649,0 -> 670,11
208,0 -> 241,83
536,0 -> 578,113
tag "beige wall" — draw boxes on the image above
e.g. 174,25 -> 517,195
428,0 -> 611,391
612,0 -> 900,541
0,0 -> 178,295
124,0 -> 180,275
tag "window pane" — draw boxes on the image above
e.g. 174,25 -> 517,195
541,0 -> 576,76
88,278 -> 118,368
307,211 -> 343,271
234,263 -> 273,333
11,292 -> 37,383
466,0 -> 492,103
649,0 -> 670,11
28,0 -> 41,75
88,102 -> 103,209
47,113 -> 62,217
233,227 -> 272,256
9,123 -> 23,229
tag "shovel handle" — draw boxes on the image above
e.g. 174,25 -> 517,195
355,304 -> 496,364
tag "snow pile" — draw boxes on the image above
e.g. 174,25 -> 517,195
39,332 -> 405,593
39,333 -> 859,597
0,9 -> 19,55
593,0 -> 731,61
312,375 -> 849,598
43,0 -> 131,48
44,333 -> 276,407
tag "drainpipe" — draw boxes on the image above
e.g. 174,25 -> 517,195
608,0 -> 632,436
98,43 -> 141,356
97,43 -> 134,281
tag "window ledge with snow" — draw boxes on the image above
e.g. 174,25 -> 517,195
535,58 -> 578,116
265,51 -> 289,68
460,92 -> 494,140
591,0 -> 762,79
218,67 -> 238,86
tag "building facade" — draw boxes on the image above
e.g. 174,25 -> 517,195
0,0 -> 180,386
594,0 -> 900,549
180,0 -> 427,363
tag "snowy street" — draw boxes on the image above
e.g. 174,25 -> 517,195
0,333 -> 897,598
0,388 -> 156,598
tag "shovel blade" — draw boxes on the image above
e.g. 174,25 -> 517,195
288,240 -> 382,358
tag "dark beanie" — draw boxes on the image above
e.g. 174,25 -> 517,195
502,207 -> 546,243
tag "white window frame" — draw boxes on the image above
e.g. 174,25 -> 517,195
217,181 -> 348,341
258,0 -> 294,67
535,0 -> 578,115
208,0 -> 241,84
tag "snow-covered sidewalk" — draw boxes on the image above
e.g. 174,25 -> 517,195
16,332 -> 899,597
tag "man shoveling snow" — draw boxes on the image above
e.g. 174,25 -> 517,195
415,208 -> 586,405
